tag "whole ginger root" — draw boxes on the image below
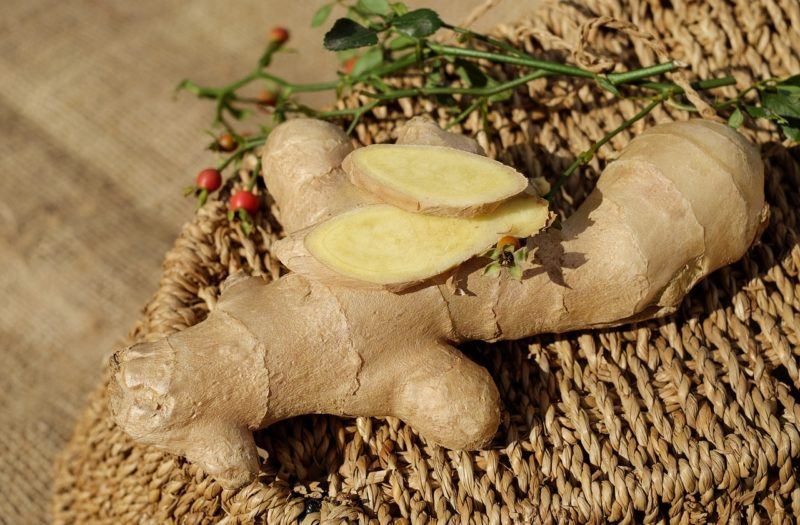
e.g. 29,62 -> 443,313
109,117 -> 765,488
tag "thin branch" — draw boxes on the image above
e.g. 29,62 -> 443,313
546,93 -> 667,200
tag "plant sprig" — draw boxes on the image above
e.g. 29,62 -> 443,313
178,1 -> 798,212
483,236 -> 527,280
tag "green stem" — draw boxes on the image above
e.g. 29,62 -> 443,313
367,51 -> 423,77
257,71 -> 339,92
429,42 -> 679,84
442,23 -> 526,57
286,102 -> 376,118
217,137 -> 267,171
546,94 -> 666,200
635,75 -> 736,93
345,101 -> 381,134
247,157 -> 261,191
606,62 -> 679,85
428,43 -> 598,79
445,98 -> 484,129
215,97 -> 236,134
367,70 -> 548,99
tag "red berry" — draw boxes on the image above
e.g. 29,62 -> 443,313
217,134 -> 237,152
196,168 -> 222,192
342,56 -> 358,74
258,89 -> 277,106
496,235 -> 521,251
229,190 -> 260,215
268,27 -> 289,45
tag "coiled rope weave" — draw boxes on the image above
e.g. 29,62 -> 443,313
53,0 -> 800,523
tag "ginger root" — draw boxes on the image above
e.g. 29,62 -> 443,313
109,117 -> 765,489
344,144 -> 529,216
275,195 -> 549,290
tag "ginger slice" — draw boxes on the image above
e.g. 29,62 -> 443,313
295,195 -> 549,287
343,144 -> 528,217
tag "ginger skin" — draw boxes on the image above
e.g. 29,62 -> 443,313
109,117 -> 765,488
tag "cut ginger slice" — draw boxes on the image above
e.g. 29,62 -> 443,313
343,144 -> 529,217
276,195 -> 550,290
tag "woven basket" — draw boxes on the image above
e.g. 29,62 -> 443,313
53,0 -> 800,523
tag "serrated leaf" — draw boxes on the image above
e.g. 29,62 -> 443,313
356,0 -> 390,15
392,8 -> 443,38
728,107 -> 744,128
324,18 -> 378,50
513,247 -> 528,265
782,125 -> 800,142
311,3 -> 333,27
351,46 -> 383,76
507,264 -> 523,281
762,91 -> 800,119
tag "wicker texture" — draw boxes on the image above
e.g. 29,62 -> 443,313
53,0 -> 800,523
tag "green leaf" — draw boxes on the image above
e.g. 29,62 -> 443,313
424,70 -> 442,88
388,34 -> 416,50
351,46 -> 383,76
762,91 -> 800,119
776,74 -> 800,94
483,262 -> 501,277
392,8 -> 443,38
455,60 -> 488,88
356,0 -> 390,15
324,18 -> 379,50
776,85 -> 800,95
728,107 -> 744,128
775,82 -> 800,95
336,49 -> 360,61
507,264 -> 523,281
782,125 -> 800,142
744,105 -> 769,119
488,89 -> 513,103
390,2 -> 408,15
311,3 -> 334,27
513,247 -> 528,266
481,248 -> 499,259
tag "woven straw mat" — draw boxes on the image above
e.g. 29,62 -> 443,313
53,0 -> 800,523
